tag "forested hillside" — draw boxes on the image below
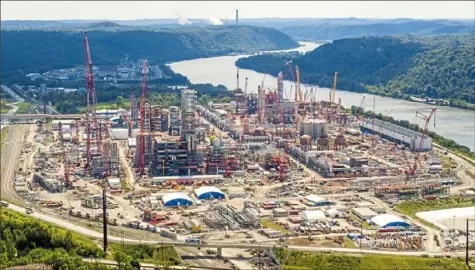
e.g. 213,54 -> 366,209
0,25 -> 298,73
277,20 -> 474,41
236,34 -> 474,109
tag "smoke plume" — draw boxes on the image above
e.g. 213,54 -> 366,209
175,13 -> 192,25
208,16 -> 223,25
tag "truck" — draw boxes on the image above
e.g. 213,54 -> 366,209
185,238 -> 201,245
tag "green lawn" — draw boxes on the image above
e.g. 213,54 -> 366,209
343,238 -> 358,248
78,101 -> 131,112
108,243 -> 180,266
1,100 -> 12,113
260,218 -> 290,234
396,198 -> 474,229
275,249 -> 469,270
15,102 -> 34,114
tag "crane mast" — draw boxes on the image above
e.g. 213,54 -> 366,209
330,72 -> 338,104
295,65 -> 302,104
411,109 -> 436,174
83,32 -> 100,168
138,60 -> 148,175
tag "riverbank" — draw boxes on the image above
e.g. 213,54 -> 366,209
169,41 -> 474,151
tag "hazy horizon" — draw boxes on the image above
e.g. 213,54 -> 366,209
1,1 -> 474,21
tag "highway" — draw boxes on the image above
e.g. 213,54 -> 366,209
3,202 -> 474,259
1,125 -> 27,204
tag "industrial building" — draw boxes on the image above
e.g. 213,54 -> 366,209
162,193 -> 194,207
299,119 -> 328,141
194,186 -> 225,200
352,207 -> 378,220
370,214 -> 411,228
300,210 -> 326,222
360,118 -> 432,151
303,194 -> 330,206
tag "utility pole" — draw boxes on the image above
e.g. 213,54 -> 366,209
466,218 -> 469,265
102,186 -> 108,252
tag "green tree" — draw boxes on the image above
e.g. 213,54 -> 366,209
3,229 -> 17,259
113,250 -> 132,270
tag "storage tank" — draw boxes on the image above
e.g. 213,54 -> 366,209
317,135 -> 330,150
299,119 -> 328,140
334,133 -> 347,150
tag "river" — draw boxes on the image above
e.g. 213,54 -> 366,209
169,42 -> 475,151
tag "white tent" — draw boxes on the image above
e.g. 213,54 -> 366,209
300,210 -> 326,221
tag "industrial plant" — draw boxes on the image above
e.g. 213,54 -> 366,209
2,31 -> 474,270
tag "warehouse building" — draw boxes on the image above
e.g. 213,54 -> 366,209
360,118 -> 432,151
162,193 -> 193,207
194,186 -> 225,200
303,194 -> 330,206
300,210 -> 326,222
352,207 -> 378,220
370,214 -> 411,228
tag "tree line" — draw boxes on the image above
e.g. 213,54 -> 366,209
236,34 -> 474,110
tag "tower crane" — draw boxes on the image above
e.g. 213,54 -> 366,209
295,65 -> 302,104
409,109 -> 436,176
137,60 -> 148,175
83,32 -> 100,168
330,72 -> 338,104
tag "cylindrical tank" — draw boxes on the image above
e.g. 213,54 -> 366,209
300,135 -> 311,146
334,133 -> 347,150
299,119 -> 328,140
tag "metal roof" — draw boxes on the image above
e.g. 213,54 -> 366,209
162,193 -> 193,204
300,210 -> 326,221
304,194 -> 327,204
371,214 -> 409,227
194,186 -> 224,197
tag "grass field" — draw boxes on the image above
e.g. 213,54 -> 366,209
395,198 -> 474,229
260,218 -> 290,234
15,102 -> 34,114
78,101 -> 131,112
108,243 -> 180,265
275,249 -> 469,270
1,126 -> 9,152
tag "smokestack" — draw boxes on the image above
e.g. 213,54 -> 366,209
236,9 -> 239,24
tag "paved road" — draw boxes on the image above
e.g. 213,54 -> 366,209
3,201 -> 474,259
1,125 -> 26,204
1,85 -> 24,103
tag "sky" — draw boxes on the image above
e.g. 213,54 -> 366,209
1,1 -> 474,21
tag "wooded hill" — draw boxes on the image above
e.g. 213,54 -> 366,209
236,34 -> 474,109
1,25 -> 299,73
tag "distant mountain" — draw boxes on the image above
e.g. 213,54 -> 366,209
236,34 -> 474,109
275,20 -> 474,41
0,25 -> 298,73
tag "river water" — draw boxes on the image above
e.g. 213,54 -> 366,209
169,42 -> 474,150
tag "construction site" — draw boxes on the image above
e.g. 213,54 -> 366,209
5,32 -> 475,269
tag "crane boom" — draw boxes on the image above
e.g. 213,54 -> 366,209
331,72 -> 338,104
411,109 -> 436,174
295,65 -> 302,103
138,60 -> 148,174
83,32 -> 100,167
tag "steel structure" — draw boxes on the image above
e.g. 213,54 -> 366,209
137,60 -> 148,175
84,32 -> 100,168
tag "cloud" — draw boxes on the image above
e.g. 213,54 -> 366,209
208,16 -> 223,25
175,12 -> 192,25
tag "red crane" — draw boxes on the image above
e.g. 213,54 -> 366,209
84,32 -> 101,168
137,60 -> 148,175
411,108 -> 436,174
